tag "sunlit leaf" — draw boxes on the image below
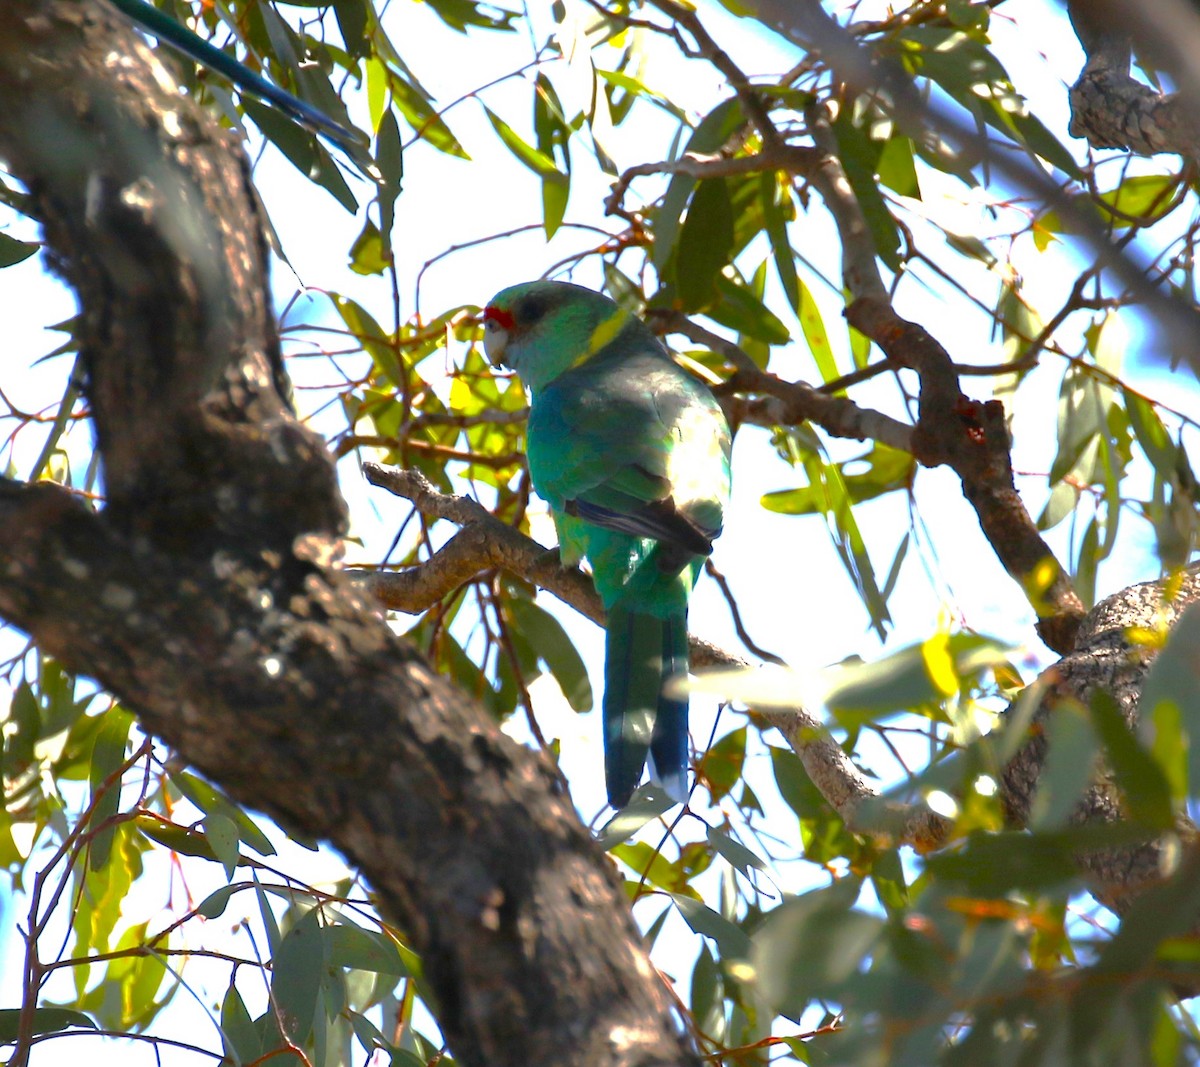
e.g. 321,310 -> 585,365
88,705 -> 134,871
596,787 -> 675,849
699,727 -> 746,801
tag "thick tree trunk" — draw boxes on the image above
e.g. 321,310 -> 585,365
0,4 -> 695,1065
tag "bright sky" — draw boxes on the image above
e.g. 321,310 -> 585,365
2,0 -> 1199,1061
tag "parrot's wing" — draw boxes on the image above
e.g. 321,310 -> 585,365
529,359 -> 726,556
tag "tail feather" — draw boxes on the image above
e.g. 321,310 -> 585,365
604,603 -> 690,808
649,613 -> 690,804
604,606 -> 660,808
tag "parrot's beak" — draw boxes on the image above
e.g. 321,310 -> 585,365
482,317 -> 509,367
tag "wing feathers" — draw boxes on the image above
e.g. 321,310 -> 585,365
565,495 -> 716,557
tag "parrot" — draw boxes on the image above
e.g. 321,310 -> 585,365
109,0 -> 360,150
481,281 -> 731,808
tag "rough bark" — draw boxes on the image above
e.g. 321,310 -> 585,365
1000,571 -> 1200,918
1067,0 -> 1200,160
0,4 -> 695,1065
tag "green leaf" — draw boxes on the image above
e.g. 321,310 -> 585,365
760,172 -> 800,319
1050,367 -> 1103,485
1089,690 -> 1174,831
483,106 -> 567,181
652,98 -> 742,273
926,829 -> 1082,893
135,815 -> 220,862
333,292 -> 401,382
220,983 -> 261,1066
171,771 -> 276,857
534,73 -> 571,239
1124,388 -> 1176,477
595,787 -> 676,849
97,922 -> 170,1031
349,219 -> 389,276
390,73 -> 469,158
770,745 -> 830,819
709,272 -> 790,345
88,705 -> 135,871
333,0 -> 368,56
765,447 -> 891,633
206,812 -> 241,881
820,645 -> 943,726
73,823 -> 144,963
670,892 -> 753,959
253,872 -> 283,955
830,108 -> 900,271
508,598 -> 592,712
676,178 -> 735,312
1028,701 -> 1100,830
611,843 -> 678,895
0,231 -> 38,267
1096,174 -> 1179,227
242,98 -> 358,212
376,107 -> 404,249
876,134 -> 919,197
3,679 -> 39,771
1006,108 -> 1081,178
424,0 -> 518,32
698,727 -> 745,801
796,275 -> 837,385
270,908 -> 326,1045
690,942 -> 722,1033
327,923 -> 409,976
707,824 -> 768,876
753,878 -> 879,1013
0,1007 -> 96,1042
761,444 -> 914,514
197,884 -> 240,919
1140,602 -> 1200,804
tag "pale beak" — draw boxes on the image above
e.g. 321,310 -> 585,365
482,319 -> 508,367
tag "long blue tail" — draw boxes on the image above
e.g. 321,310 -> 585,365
604,604 -> 689,808
110,0 -> 361,149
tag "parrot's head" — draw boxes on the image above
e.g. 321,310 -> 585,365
482,280 -> 633,392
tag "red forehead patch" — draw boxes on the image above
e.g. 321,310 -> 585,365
483,304 -> 515,330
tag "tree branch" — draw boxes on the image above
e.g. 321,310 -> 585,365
1066,0 -> 1200,160
845,296 -> 1086,653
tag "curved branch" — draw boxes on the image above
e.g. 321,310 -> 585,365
846,296 -> 1086,653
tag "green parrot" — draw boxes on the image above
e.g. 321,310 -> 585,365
482,281 -> 732,808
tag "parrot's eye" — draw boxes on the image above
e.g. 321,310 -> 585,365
517,295 -> 548,325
